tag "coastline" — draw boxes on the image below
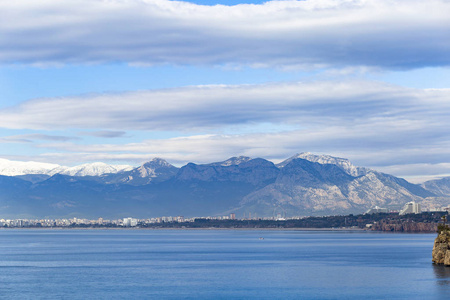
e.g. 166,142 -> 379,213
0,226 -> 369,231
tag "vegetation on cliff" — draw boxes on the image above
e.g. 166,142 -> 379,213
432,232 -> 450,265
432,216 -> 450,266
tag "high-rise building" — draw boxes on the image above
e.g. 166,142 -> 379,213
123,217 -> 138,227
399,202 -> 421,215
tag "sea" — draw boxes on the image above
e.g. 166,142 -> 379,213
0,229 -> 448,299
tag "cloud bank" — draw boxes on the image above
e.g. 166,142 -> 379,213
1,80 -> 448,132
2,79 -> 450,181
1,0 -> 449,69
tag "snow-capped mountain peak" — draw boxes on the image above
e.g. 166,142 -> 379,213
142,157 -> 173,168
109,158 -> 178,185
0,158 -> 133,177
0,158 -> 61,176
55,162 -> 133,177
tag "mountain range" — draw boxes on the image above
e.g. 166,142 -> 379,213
0,153 -> 449,219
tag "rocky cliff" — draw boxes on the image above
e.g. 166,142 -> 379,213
372,221 -> 437,233
432,229 -> 450,266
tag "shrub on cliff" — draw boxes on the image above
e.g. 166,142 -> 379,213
437,223 -> 450,234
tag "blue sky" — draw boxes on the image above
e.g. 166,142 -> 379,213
1,0 -> 450,183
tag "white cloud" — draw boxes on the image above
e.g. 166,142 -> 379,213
376,163 -> 450,184
1,80 -> 448,132
1,0 -> 449,69
29,122 -> 450,172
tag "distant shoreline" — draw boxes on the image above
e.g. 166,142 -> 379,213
0,227 -> 380,232
2,211 -> 445,233
0,227 -> 438,234
0,226 -> 364,230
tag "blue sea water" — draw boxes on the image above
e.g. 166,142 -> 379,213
0,229 -> 448,299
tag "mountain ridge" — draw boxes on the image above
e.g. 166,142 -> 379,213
0,153 -> 449,219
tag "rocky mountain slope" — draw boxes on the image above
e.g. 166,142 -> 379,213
235,156 -> 436,217
422,177 -> 450,197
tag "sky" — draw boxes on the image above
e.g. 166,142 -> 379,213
1,0 -> 450,183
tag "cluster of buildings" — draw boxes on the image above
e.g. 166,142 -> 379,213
364,202 -> 423,215
2,204 -> 449,228
0,213 -> 238,228
365,202 -> 450,215
0,217 -> 120,228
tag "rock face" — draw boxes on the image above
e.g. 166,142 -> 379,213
432,230 -> 450,265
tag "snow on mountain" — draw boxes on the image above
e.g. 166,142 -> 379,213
134,158 -> 176,178
111,158 -> 179,185
55,162 -> 133,177
277,152 -> 368,177
0,158 -> 61,176
208,156 -> 252,167
0,158 -> 132,177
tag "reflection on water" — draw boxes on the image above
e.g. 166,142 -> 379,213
433,264 -> 450,286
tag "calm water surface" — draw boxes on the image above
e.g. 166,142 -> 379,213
0,229 -> 448,299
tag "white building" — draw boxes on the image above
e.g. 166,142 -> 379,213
399,202 -> 421,215
123,217 -> 138,227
